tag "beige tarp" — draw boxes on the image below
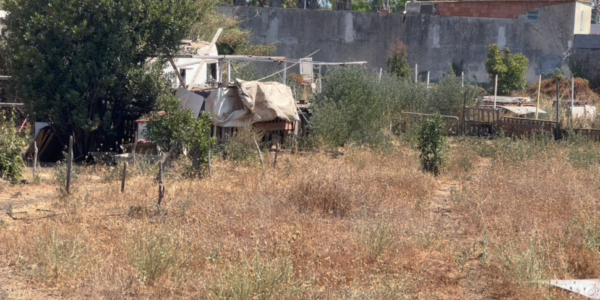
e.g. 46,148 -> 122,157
204,80 -> 299,127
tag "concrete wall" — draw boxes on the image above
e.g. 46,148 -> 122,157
221,3 -> 576,84
571,35 -> 600,84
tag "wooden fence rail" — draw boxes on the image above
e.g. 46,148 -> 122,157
497,117 -> 557,138
395,112 -> 460,136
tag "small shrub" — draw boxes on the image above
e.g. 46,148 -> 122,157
416,115 -> 447,176
356,217 -> 396,263
125,226 -> 199,285
210,254 -> 302,300
288,176 -> 353,217
222,127 -> 263,166
32,229 -> 88,282
496,234 -> 550,284
0,111 -> 27,184
386,40 -> 411,79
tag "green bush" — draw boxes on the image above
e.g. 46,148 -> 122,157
485,44 -> 530,95
310,66 -> 388,148
0,111 -> 27,183
386,40 -> 411,79
310,66 -> 482,149
222,127 -> 263,166
417,114 -> 447,176
146,95 -> 215,175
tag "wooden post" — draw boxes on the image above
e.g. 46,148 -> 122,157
66,136 -> 73,194
158,161 -> 165,207
33,141 -> 38,175
207,134 -> 212,177
493,75 -> 498,109
536,74 -> 541,120
283,62 -> 287,84
273,142 -> 280,168
169,58 -> 186,88
121,162 -> 127,193
227,60 -> 231,83
132,132 -> 138,166
253,134 -> 264,170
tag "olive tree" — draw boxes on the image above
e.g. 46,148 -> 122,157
485,44 -> 530,95
2,0 -> 210,157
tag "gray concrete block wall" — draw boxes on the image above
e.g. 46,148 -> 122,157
220,3 -> 577,84
574,34 -> 600,49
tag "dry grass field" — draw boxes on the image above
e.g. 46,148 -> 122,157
1,136 -> 600,299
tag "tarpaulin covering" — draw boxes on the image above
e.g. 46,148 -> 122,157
203,80 -> 299,127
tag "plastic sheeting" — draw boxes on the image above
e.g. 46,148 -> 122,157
204,80 -> 299,127
547,279 -> 600,299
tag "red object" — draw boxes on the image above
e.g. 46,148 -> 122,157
378,9 -> 391,13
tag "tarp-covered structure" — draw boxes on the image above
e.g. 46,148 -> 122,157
177,80 -> 300,127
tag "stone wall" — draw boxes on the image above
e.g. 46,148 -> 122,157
220,3 -> 577,84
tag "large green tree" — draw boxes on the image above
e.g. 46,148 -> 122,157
485,44 -> 530,95
2,0 -> 209,156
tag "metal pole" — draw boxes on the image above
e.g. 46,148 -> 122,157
536,74 -> 541,120
283,62 -> 287,84
427,71 -> 430,90
493,75 -> 498,109
66,136 -> 73,194
462,91 -> 467,135
414,64 -> 418,84
571,76 -> 575,121
318,65 -> 322,93
304,0 -> 306,9
461,71 -> 464,88
556,80 -> 561,140
379,68 -> 382,83
227,60 -> 231,83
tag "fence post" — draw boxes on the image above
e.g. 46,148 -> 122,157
121,162 -> 127,193
33,141 -> 38,175
273,142 -> 280,169
158,161 -> 165,207
207,133 -> 212,177
414,64 -> 418,84
66,136 -> 73,194
132,132 -> 138,166
493,75 -> 498,109
253,134 -> 264,170
536,74 -> 541,120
